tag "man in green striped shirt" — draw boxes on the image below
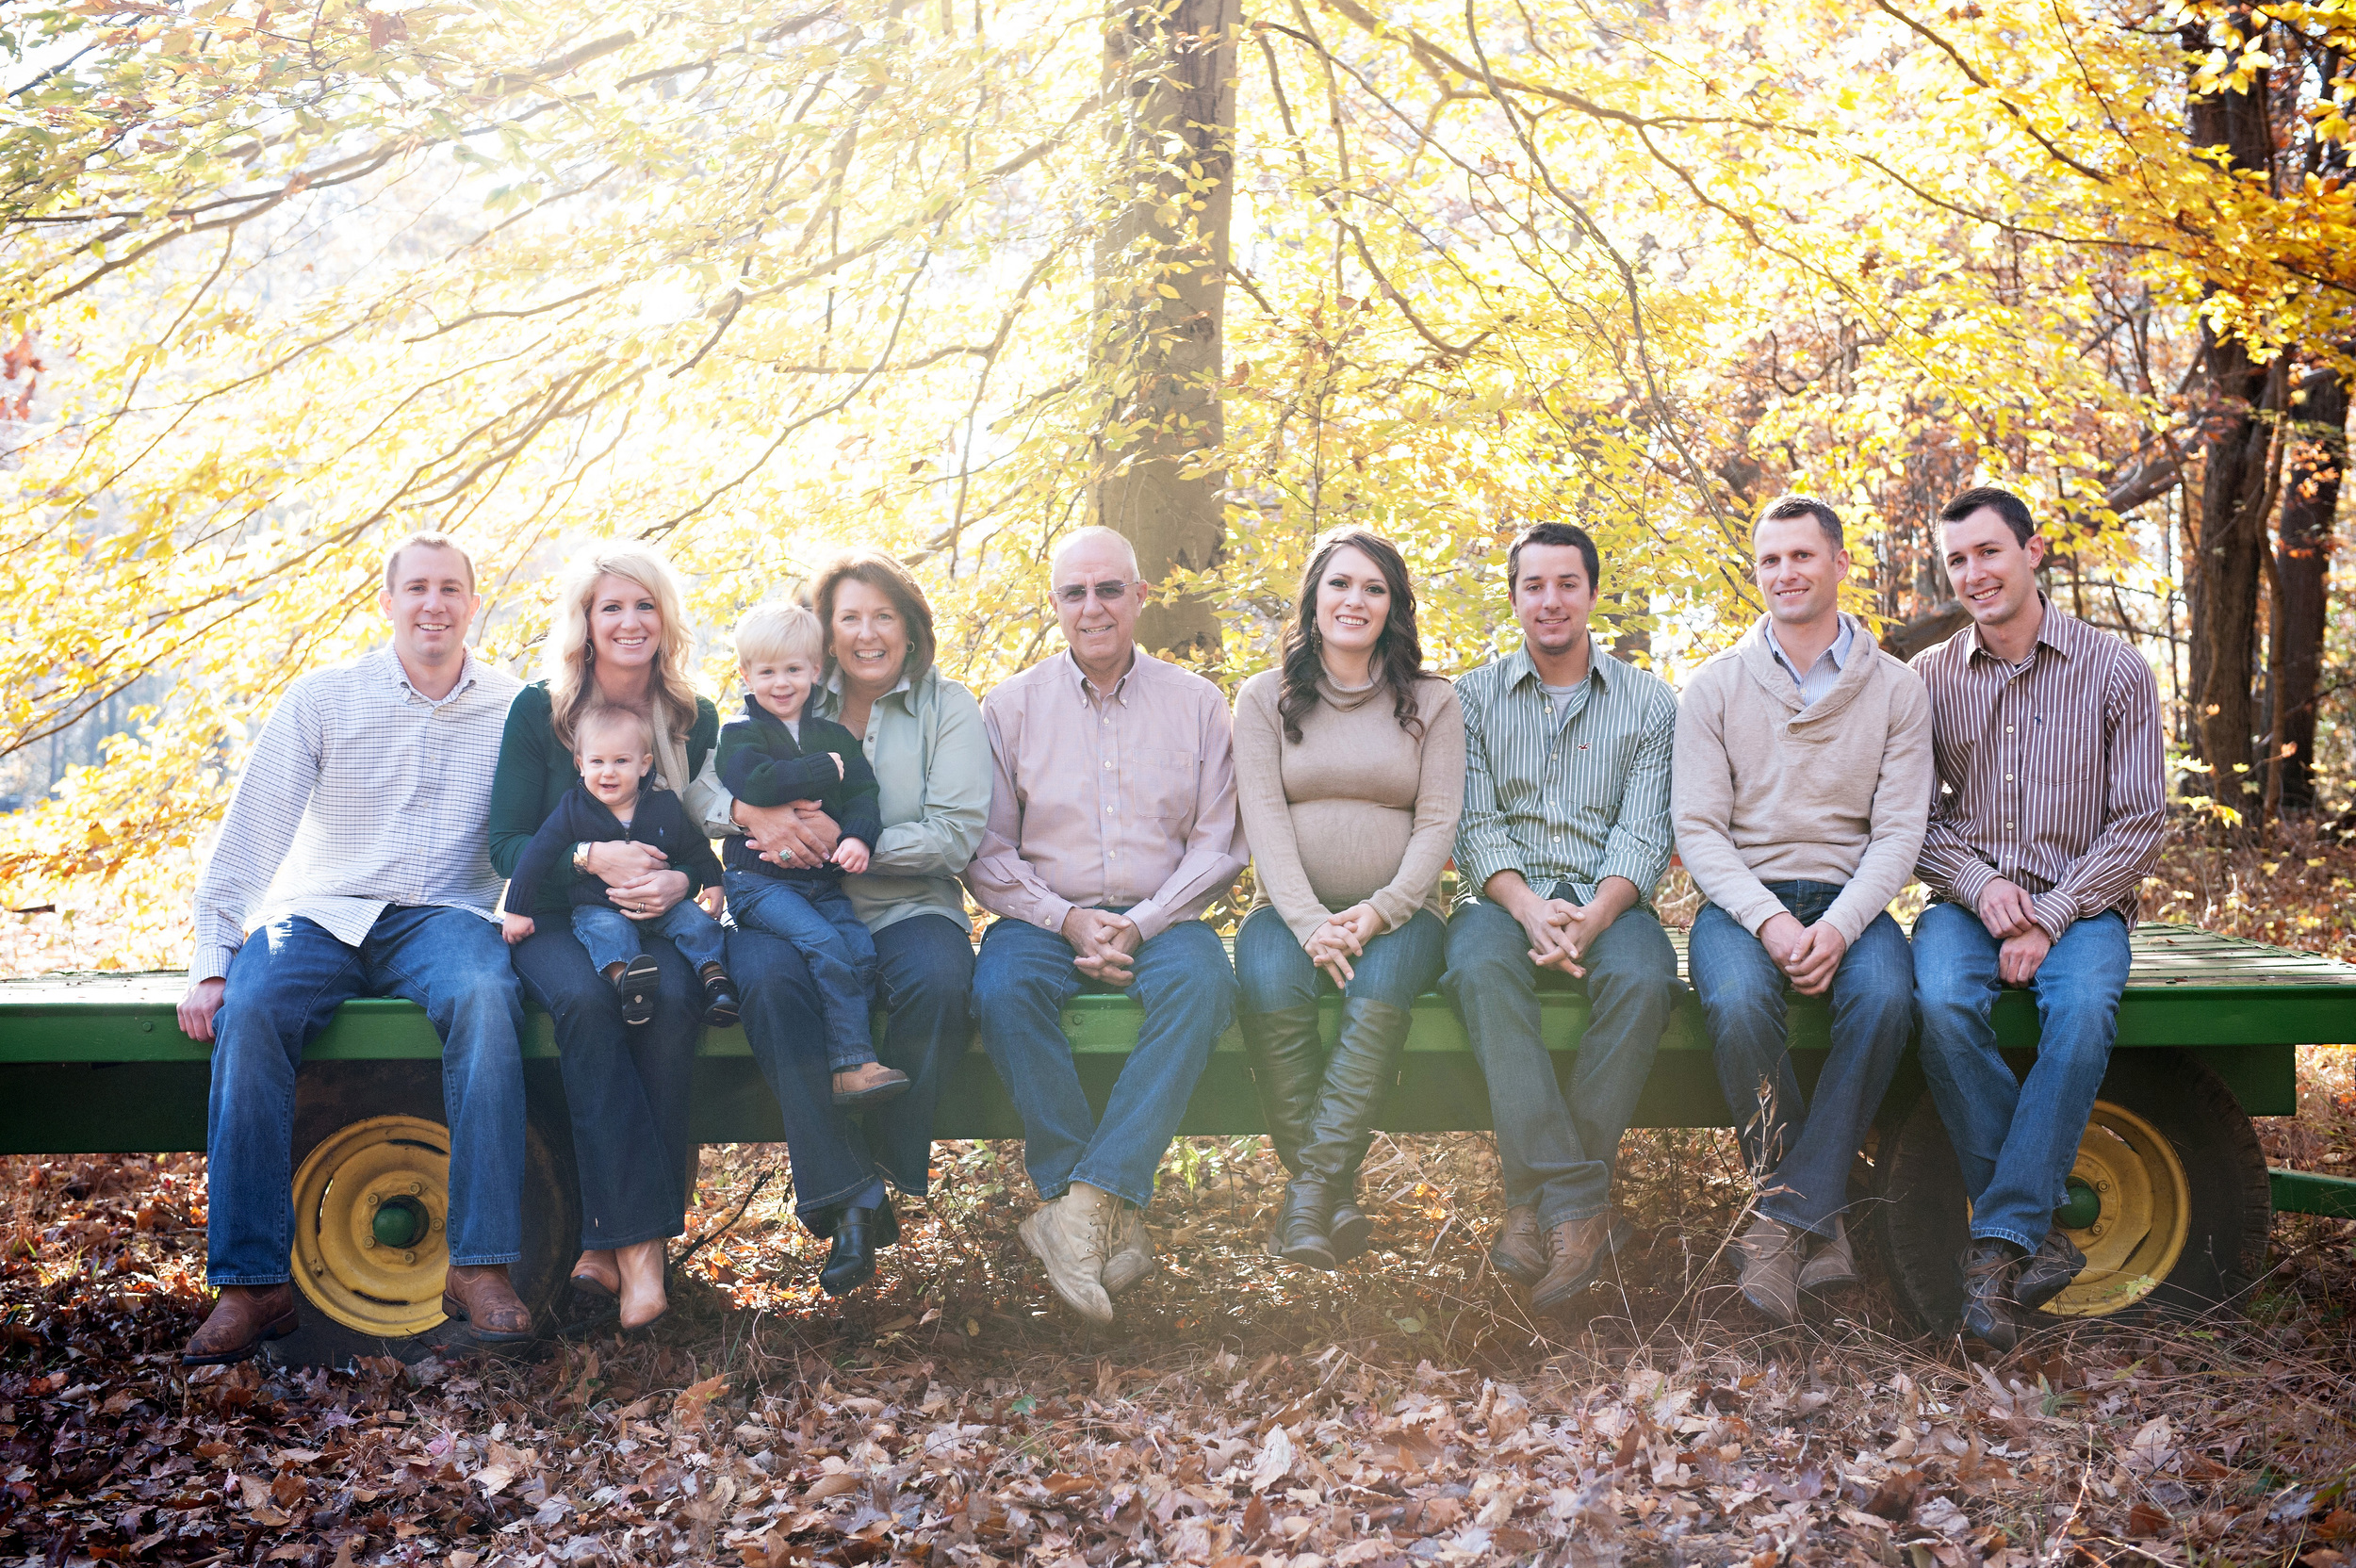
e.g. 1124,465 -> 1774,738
1441,521 -> 1681,1315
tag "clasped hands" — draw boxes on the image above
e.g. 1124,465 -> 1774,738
1755,910 -> 1847,996
1509,893 -> 1620,979
1305,904 -> 1382,987
1061,906 -> 1143,985
1975,876 -> 2053,984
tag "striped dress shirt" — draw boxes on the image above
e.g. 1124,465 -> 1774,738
1452,639 -> 1678,907
1911,602 -> 2166,940
190,646 -> 523,981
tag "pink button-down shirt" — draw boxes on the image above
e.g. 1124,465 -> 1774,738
967,647 -> 1248,942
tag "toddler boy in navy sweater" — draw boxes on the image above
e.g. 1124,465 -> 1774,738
716,603 -> 906,1106
502,705 -> 739,1027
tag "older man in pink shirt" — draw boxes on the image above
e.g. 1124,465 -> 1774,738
967,526 -> 1248,1324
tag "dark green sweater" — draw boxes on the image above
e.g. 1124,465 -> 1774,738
487,681 -> 720,916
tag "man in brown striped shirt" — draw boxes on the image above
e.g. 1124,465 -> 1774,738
1911,485 -> 2167,1351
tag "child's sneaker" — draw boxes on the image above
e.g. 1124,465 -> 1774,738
614,955 -> 661,1026
832,1062 -> 909,1106
698,963 -> 740,1028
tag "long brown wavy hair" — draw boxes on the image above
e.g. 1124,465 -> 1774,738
1277,527 -> 1430,744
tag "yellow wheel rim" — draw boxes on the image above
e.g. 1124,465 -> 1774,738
2042,1100 -> 2190,1318
289,1114 -> 451,1335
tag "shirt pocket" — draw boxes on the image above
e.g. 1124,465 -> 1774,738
2031,713 -> 2096,785
1132,746 -> 1199,820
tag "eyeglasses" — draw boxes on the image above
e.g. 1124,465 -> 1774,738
1053,580 -> 1133,605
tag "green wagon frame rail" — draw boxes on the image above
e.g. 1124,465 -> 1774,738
3,920 -> 2354,1351
1,922 -> 2351,1210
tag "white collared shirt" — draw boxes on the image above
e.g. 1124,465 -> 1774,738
190,645 -> 523,979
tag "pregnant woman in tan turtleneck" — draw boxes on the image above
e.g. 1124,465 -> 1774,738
1233,528 -> 1465,1269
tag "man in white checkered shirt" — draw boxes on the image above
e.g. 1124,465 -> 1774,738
174,532 -> 533,1364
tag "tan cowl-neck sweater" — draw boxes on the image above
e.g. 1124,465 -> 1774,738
1233,668 -> 1465,944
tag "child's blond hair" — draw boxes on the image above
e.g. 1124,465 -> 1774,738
574,703 -> 653,759
734,601 -> 825,671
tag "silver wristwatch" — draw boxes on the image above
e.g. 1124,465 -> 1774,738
571,841 -> 594,874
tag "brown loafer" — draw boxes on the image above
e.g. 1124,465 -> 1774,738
1531,1212 -> 1633,1315
1489,1204 -> 1546,1285
442,1264 -> 535,1344
182,1283 -> 301,1366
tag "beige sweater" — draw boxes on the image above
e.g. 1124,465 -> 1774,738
1671,614 -> 1934,945
1233,669 -> 1465,944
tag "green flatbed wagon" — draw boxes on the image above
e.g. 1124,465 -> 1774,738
3,923 -> 2352,1361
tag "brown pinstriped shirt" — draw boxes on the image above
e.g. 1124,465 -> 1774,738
1910,601 -> 2167,940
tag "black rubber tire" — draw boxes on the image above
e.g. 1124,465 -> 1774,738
267,1059 -> 580,1367
1873,1047 -> 2270,1334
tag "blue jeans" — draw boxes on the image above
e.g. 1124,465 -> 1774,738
853,913 -> 975,1197
511,920 -> 698,1249
729,924 -> 887,1229
1234,904 -> 1447,1013
1913,902 -> 2133,1252
206,908 -> 526,1284
1689,882 -> 1914,1237
1441,893 -> 1679,1227
727,872 -> 877,1070
571,900 -> 728,976
972,914 -> 1237,1210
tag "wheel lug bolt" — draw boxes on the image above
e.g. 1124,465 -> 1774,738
401,1250 -> 417,1265
363,1235 -> 377,1250
406,1181 -> 424,1197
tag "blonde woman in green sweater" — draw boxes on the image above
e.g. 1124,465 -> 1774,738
1233,529 -> 1465,1268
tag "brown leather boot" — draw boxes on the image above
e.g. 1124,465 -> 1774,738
1530,1213 -> 1633,1315
1489,1205 -> 1546,1286
182,1283 -> 300,1366
442,1264 -> 535,1344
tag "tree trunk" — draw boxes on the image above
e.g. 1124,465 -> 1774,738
2276,366 -> 2348,813
1091,0 -> 1238,661
2184,18 -> 2281,825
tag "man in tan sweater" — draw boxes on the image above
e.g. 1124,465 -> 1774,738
1672,495 -> 1933,1325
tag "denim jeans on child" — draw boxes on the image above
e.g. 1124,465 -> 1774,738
570,900 -> 728,975
1911,901 -> 2132,1253
725,871 -> 878,1070
1687,880 -> 1914,1237
206,907 -> 527,1285
972,913 -> 1236,1211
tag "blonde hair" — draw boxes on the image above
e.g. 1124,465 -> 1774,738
574,704 -> 653,758
734,601 -> 825,671
545,542 -> 700,792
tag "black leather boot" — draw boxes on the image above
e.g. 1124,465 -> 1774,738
1959,1237 -> 2026,1351
818,1200 -> 898,1297
1242,1004 -> 1326,1257
1293,997 -> 1412,1267
1240,1004 -> 1322,1173
1272,1177 -> 1338,1269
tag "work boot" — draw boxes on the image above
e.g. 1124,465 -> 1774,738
1270,1178 -> 1339,1270
1281,996 -> 1411,1268
1019,1183 -> 1113,1325
1737,1213 -> 1803,1326
1797,1214 -> 1859,1296
1103,1202 -> 1156,1296
2015,1226 -> 2088,1314
1490,1204 -> 1546,1286
442,1264 -> 535,1344
181,1283 -> 300,1366
1959,1238 -> 2026,1352
1531,1213 -> 1632,1315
